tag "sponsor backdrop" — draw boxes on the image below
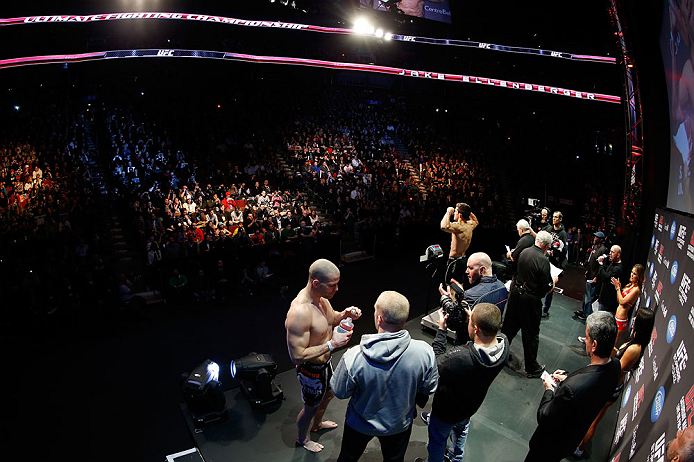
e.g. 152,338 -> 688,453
609,208 -> 694,461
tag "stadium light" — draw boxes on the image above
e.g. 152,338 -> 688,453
353,18 -> 374,35
231,352 -> 283,408
181,359 -> 228,428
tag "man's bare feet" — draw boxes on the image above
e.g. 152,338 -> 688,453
296,437 -> 324,452
311,420 -> 338,432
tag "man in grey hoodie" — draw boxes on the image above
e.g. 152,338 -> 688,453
331,291 -> 439,461
416,302 -> 509,462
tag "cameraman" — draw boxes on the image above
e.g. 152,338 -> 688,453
530,207 -> 551,235
540,211 -> 568,318
439,252 -> 507,344
416,303 -> 509,462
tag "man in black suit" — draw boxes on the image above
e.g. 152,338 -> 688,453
524,311 -> 621,462
595,245 -> 623,313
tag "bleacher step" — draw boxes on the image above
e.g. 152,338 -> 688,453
341,250 -> 373,264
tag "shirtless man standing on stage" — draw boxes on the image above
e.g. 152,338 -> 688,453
441,203 -> 479,286
285,259 -> 362,452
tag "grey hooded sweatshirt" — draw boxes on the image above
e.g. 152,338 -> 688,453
331,329 -> 438,436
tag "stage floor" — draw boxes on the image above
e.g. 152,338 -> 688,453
16,245 -> 610,462
182,293 -> 615,462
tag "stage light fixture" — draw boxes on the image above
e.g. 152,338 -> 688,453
384,32 -> 393,41
231,352 -> 283,408
181,359 -> 228,428
375,28 -> 384,38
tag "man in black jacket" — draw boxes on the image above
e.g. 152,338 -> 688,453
415,303 -> 509,462
573,231 -> 607,320
501,231 -> 557,378
525,311 -> 621,462
506,219 -> 535,280
596,245 -> 623,313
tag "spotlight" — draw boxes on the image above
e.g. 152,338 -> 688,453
375,28 -> 384,38
181,359 -> 228,427
353,18 -> 374,35
384,33 -> 393,41
231,352 -> 283,408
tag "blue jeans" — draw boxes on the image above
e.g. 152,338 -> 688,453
581,280 -> 597,316
426,412 -> 470,462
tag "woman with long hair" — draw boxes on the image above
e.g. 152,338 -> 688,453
574,308 -> 655,457
611,264 -> 644,347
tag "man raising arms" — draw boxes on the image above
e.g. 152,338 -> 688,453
285,259 -> 362,453
440,203 -> 478,287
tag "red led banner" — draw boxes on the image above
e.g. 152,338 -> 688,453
0,48 -> 621,103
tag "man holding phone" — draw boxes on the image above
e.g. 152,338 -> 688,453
524,311 -> 621,462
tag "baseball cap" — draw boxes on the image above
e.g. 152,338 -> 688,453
594,231 -> 605,239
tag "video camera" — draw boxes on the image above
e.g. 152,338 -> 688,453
523,198 -> 547,228
440,285 -> 470,332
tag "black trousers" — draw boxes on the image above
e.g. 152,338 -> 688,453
337,423 -> 413,462
525,434 -> 567,462
444,255 -> 468,288
501,288 -> 542,373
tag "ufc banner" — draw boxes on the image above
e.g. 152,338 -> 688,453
609,208 -> 694,461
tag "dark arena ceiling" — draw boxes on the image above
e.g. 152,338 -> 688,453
0,0 -> 630,146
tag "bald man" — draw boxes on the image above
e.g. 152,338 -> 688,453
332,291 -> 438,461
440,252 -> 507,345
668,426 -> 694,462
285,259 -> 362,452
596,245 -> 623,313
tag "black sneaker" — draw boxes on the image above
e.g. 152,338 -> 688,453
526,364 -> 546,378
541,311 -> 550,319
421,411 -> 430,425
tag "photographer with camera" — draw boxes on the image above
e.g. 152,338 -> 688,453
530,207 -> 551,235
439,252 -> 508,345
414,302 -> 509,462
539,211 -> 568,318
501,231 -> 558,378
